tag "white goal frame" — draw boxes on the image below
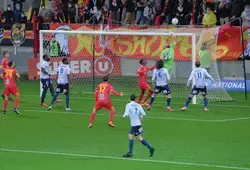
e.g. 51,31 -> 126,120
39,30 -> 197,104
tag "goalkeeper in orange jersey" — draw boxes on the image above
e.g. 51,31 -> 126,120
88,75 -> 123,128
136,59 -> 155,107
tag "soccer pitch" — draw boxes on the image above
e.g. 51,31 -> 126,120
0,80 -> 250,170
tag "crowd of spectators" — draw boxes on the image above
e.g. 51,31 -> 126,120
0,0 -> 249,26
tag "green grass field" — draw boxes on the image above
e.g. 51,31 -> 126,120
0,80 -> 250,170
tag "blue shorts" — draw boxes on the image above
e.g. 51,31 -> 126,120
41,78 -> 53,89
154,85 -> 171,95
129,126 -> 143,136
56,83 -> 69,94
191,86 -> 207,96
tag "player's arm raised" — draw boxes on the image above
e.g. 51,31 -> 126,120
123,104 -> 130,118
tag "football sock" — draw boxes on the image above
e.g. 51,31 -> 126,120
4,99 -> 8,111
144,91 -> 152,103
167,97 -> 171,107
185,97 -> 192,107
41,88 -> 47,103
14,97 -> 20,109
109,110 -> 115,122
128,140 -> 134,154
149,96 -> 155,106
66,94 -> 70,108
90,112 -> 96,124
141,139 -> 153,150
49,86 -> 55,96
50,93 -> 59,106
138,92 -> 144,103
204,97 -> 208,108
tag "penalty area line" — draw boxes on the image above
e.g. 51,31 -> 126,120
215,117 -> 250,122
0,148 -> 249,170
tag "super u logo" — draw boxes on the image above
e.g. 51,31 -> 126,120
94,56 -> 114,76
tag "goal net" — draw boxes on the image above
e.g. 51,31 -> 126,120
40,27 -> 232,104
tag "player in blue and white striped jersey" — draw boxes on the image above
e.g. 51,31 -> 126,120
122,94 -> 155,158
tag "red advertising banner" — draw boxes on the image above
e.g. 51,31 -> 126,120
48,24 -> 250,61
28,55 -> 121,80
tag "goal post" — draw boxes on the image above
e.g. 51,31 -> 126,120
39,28 -> 232,104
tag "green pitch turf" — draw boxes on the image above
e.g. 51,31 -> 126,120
0,80 -> 250,170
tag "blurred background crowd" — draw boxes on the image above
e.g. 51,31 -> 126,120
0,0 -> 249,26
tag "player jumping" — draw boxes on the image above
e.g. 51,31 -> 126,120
148,60 -> 172,111
0,51 -> 12,100
88,75 -> 123,128
122,94 -> 155,158
48,58 -> 72,111
160,33 -> 177,74
1,61 -> 20,114
181,61 -> 215,112
40,54 -> 61,107
136,59 -> 155,106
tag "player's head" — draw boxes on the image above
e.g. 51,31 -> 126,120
103,75 -> 110,82
62,58 -> 69,65
8,61 -> 15,68
156,60 -> 164,69
3,51 -> 9,58
130,94 -> 136,101
139,59 -> 147,65
195,61 -> 201,68
43,54 -> 50,62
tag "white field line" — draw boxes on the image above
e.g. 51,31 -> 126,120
4,108 -> 250,123
0,148 -> 249,170
23,94 -> 250,109
215,117 -> 250,122
18,109 -> 218,122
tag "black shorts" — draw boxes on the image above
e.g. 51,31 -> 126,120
41,78 -> 53,89
129,126 -> 143,136
154,85 -> 171,95
56,83 -> 69,94
191,86 -> 207,96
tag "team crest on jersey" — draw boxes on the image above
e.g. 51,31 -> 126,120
0,28 -> 4,43
11,23 -> 26,46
